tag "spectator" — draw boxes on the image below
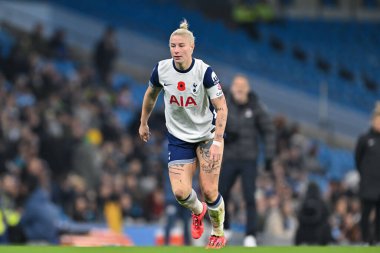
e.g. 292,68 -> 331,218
263,195 -> 297,245
48,28 -> 68,59
295,182 -> 332,245
93,27 -> 118,83
19,172 -> 60,244
330,196 -> 348,243
29,23 -> 47,56
355,101 -> 380,244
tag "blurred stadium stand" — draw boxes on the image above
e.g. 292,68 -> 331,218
0,0 -> 377,246
0,0 -> 374,147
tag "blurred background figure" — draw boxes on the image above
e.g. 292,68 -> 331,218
220,74 -> 275,246
355,102 -> 380,245
19,171 -> 60,244
262,194 -> 297,245
93,26 -> 119,84
295,182 -> 332,245
48,28 -> 68,60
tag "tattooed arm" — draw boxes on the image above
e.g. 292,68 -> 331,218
139,86 -> 162,142
209,95 -> 228,161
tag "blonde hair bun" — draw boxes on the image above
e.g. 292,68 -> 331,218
179,19 -> 189,30
169,18 -> 195,46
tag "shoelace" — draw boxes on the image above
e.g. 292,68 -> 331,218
192,214 -> 201,228
208,236 -> 223,247
208,236 -> 216,246
208,236 -> 221,246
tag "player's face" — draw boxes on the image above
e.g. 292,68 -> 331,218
372,115 -> 380,132
170,34 -> 194,68
231,76 -> 250,104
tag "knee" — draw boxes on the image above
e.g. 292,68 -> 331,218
203,188 -> 218,203
173,189 -> 188,201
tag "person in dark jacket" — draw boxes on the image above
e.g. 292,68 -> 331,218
93,26 -> 119,83
219,74 -> 275,246
355,102 -> 380,244
295,182 -> 332,245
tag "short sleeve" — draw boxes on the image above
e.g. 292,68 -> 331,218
148,63 -> 161,88
203,67 -> 224,99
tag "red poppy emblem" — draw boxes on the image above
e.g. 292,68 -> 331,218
177,81 -> 186,91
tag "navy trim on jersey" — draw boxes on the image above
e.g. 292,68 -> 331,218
203,67 -> 217,88
208,97 -> 216,126
149,63 -> 160,87
172,58 -> 195,73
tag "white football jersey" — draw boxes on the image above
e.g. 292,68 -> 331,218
149,58 -> 224,143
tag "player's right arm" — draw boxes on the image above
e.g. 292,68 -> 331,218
139,85 -> 162,142
139,63 -> 162,142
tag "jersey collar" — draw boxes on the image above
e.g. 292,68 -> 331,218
172,58 -> 195,73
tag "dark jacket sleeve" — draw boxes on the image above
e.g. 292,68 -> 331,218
354,134 -> 366,174
254,98 -> 276,160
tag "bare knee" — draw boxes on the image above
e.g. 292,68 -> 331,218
203,188 -> 218,203
174,189 -> 188,201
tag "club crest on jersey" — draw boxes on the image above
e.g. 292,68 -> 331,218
170,95 -> 197,107
191,83 -> 200,95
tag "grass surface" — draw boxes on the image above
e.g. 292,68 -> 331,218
0,246 -> 379,253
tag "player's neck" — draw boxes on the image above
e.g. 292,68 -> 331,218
175,59 -> 192,71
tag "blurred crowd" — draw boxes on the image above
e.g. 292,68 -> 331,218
0,22 -> 368,245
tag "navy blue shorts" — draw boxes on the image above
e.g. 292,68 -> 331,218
167,132 -> 205,166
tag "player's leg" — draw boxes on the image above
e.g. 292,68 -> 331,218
168,160 -> 207,240
167,135 -> 206,239
196,140 -> 226,248
168,157 -> 202,213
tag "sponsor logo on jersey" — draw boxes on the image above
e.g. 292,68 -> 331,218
164,83 -> 174,86
216,91 -> 223,97
169,95 -> 197,107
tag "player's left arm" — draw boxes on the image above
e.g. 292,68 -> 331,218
211,95 -> 228,142
203,67 -> 228,162
209,95 -> 228,162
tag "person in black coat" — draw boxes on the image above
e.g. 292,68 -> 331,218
220,74 -> 275,246
295,182 -> 332,245
355,102 -> 380,244
93,26 -> 119,83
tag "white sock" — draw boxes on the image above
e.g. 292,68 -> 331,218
207,194 -> 225,236
177,189 -> 203,214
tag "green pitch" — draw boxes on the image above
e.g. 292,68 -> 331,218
0,246 -> 379,253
